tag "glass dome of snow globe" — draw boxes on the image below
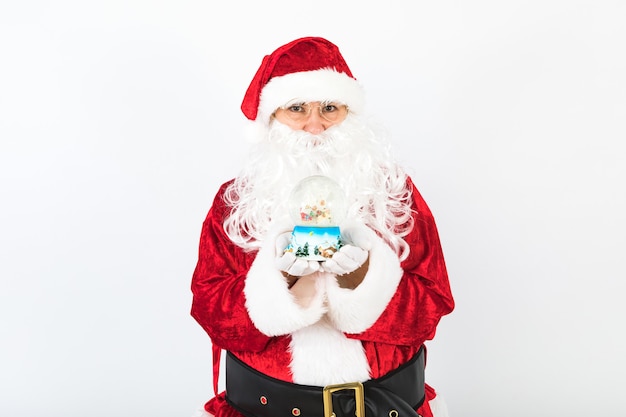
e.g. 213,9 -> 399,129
285,175 -> 348,261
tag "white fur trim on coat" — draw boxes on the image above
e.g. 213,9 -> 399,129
244,231 -> 327,336
191,408 -> 213,417
289,317 -> 370,385
325,222 -> 404,334
429,393 -> 450,417
257,69 -> 366,124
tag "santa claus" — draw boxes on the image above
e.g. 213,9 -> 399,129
191,37 -> 454,417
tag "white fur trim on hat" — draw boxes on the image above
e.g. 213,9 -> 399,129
257,69 -> 365,124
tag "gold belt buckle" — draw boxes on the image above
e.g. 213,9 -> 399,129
322,382 -> 365,417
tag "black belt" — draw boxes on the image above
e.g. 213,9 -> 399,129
225,346 -> 425,417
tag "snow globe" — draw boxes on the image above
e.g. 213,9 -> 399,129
284,175 -> 348,261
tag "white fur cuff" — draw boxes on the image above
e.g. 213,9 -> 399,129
244,233 -> 327,336
325,223 -> 403,333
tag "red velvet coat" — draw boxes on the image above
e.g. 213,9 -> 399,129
191,177 -> 454,417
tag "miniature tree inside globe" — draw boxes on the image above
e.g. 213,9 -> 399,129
284,175 -> 348,261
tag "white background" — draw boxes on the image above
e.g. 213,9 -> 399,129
1,1 -> 624,416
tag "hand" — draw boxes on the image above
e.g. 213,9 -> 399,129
274,232 -> 322,276
276,252 -> 322,276
322,244 -> 368,276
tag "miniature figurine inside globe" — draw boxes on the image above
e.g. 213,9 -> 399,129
284,175 -> 348,261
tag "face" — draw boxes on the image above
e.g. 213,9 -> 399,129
272,101 -> 348,134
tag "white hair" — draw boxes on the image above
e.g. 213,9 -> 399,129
222,115 -> 415,261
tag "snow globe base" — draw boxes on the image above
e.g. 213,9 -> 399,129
286,225 -> 342,261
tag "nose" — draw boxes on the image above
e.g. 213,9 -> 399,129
302,109 -> 328,134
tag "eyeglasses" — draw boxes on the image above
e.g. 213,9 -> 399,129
275,101 -> 349,123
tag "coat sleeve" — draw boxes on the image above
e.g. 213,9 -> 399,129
330,178 -> 455,346
190,181 -> 271,352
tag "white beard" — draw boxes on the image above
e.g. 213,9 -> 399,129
223,115 -> 414,259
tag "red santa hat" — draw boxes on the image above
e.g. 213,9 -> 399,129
241,37 -> 365,124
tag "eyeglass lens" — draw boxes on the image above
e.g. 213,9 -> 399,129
282,102 -> 348,122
